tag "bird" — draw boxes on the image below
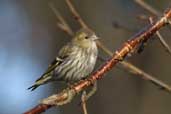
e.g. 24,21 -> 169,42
28,28 -> 99,91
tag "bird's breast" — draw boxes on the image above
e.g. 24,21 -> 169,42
56,44 -> 98,82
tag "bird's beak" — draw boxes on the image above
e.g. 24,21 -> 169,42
92,34 -> 100,41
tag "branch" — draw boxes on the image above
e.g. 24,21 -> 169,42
81,91 -> 88,114
135,0 -> 161,16
48,3 -> 74,36
135,0 -> 171,26
24,7 -> 171,114
65,0 -> 171,92
135,0 -> 171,55
24,104 -> 52,114
149,17 -> 171,55
66,0 -> 88,29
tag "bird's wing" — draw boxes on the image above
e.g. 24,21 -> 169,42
38,57 -> 63,78
38,43 -> 73,80
28,56 -> 64,91
28,44 -> 74,91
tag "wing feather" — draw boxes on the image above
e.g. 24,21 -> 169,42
39,43 -> 73,78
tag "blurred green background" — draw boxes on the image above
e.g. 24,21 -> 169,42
0,0 -> 171,114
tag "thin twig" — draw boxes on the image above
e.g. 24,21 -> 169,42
135,0 -> 171,55
65,0 -> 171,93
66,0 -> 88,29
24,8 -> 171,114
120,61 -> 171,91
156,31 -> 171,54
48,2 -> 74,36
81,91 -> 88,114
135,0 -> 161,16
149,17 -> 171,55
135,0 -> 171,26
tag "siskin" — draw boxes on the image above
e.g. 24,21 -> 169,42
28,28 -> 99,91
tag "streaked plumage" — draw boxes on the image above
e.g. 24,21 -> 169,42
28,28 -> 98,91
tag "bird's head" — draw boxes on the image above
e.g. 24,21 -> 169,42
72,28 -> 99,48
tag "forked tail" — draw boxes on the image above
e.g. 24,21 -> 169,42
27,73 -> 52,91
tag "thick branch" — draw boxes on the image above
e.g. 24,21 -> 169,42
24,7 -> 171,114
24,104 -> 52,114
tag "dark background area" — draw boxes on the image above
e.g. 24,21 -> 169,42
0,0 -> 171,114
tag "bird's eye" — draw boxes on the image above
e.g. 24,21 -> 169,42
85,36 -> 89,39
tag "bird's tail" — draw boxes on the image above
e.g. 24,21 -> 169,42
28,73 -> 52,91
27,84 -> 40,91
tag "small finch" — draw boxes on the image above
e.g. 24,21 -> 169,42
28,28 -> 98,91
